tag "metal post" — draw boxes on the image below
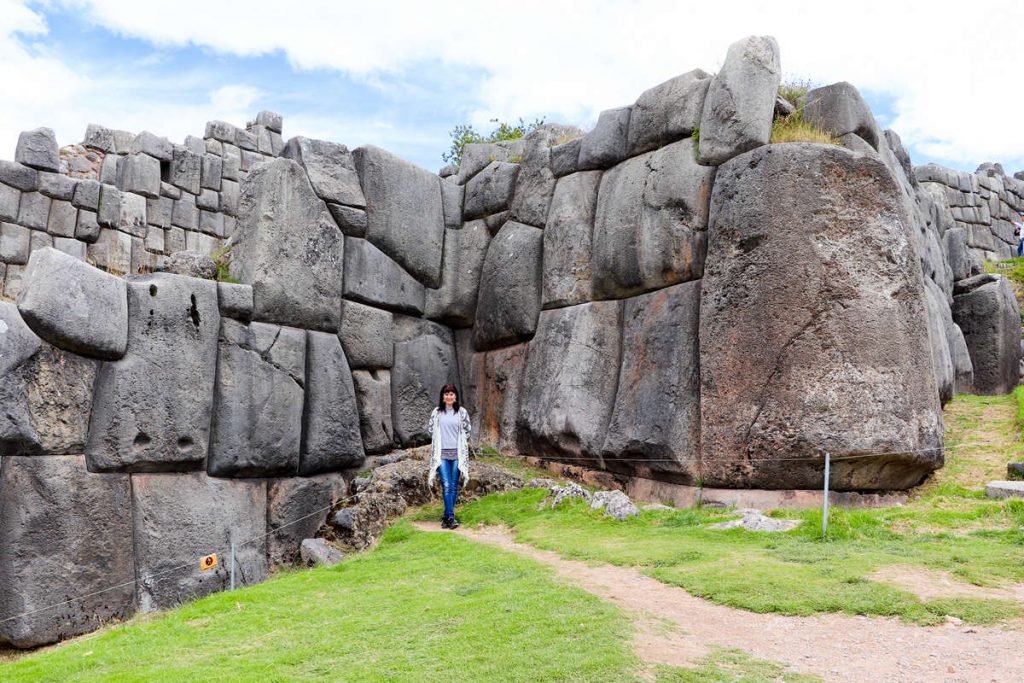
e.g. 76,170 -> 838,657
822,452 -> 831,539
230,543 -> 236,591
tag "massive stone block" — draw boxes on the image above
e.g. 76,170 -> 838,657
339,298 -> 393,369
473,221 -> 543,351
15,127 -> 59,172
700,144 -> 943,490
697,36 -> 780,166
517,301 -> 623,461
352,369 -> 395,454
282,136 -> 365,207
475,343 -> 529,453
802,81 -> 881,151
509,129 -> 557,228
463,161 -> 520,220
300,330 -> 365,474
603,282 -> 701,482
132,473 -> 267,611
86,273 -> 220,472
425,220 -> 491,327
542,171 -> 601,308
627,69 -> 711,156
267,473 -> 347,566
230,157 -> 343,332
579,107 -> 631,170
592,139 -> 713,299
343,236 -> 425,315
952,276 -> 1021,394
391,317 -> 460,446
208,320 -> 305,477
0,303 -> 98,456
0,456 -> 134,648
353,145 -> 445,287
16,247 -> 128,360
922,277 -> 954,405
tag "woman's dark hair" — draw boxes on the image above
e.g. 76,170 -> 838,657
437,383 -> 460,412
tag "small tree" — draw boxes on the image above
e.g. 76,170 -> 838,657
442,117 -> 545,166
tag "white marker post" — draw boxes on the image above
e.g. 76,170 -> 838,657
822,452 -> 831,539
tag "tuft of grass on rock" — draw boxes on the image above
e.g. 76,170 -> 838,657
771,108 -> 841,145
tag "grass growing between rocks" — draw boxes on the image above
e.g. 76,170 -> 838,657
0,523 -> 640,682
770,108 -> 841,145
426,394 -> 1024,627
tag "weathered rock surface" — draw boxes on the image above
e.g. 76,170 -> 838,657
0,303 -> 98,455
131,473 -> 267,611
208,320 -> 305,477
589,490 -> 640,520
923,277 -> 955,405
16,247 -> 128,360
517,301 -> 623,462
425,220 -> 491,327
300,538 -> 345,566
230,157 -> 343,332
471,343 -> 529,453
509,129 -> 556,227
603,282 -> 701,482
627,69 -> 711,156
282,137 -> 365,207
343,236 -> 425,315
697,36 -> 780,166
300,331 -> 365,474
87,274 -> 219,472
0,456 -> 135,648
354,145 -> 444,287
592,139 -> 713,298
464,161 -> 520,220
985,481 -> 1024,499
952,276 -> 1021,394
333,452 -> 522,549
472,221 -> 543,351
338,298 -> 393,369
702,144 -> 943,492
167,250 -> 217,279
391,317 -> 460,446
352,369 -> 395,454
15,128 -> 60,172
217,281 -> 253,321
579,107 -> 631,170
802,81 -> 881,151
267,473 -> 347,566
707,509 -> 801,532
542,171 -> 601,308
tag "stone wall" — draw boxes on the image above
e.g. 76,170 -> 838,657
2,34 -> 1022,649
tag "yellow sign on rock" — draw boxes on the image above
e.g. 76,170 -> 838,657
200,553 -> 219,571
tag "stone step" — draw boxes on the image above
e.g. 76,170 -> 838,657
985,480 -> 1024,499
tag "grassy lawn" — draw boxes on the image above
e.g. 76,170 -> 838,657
426,393 -> 1024,628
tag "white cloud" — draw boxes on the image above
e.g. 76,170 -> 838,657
2,0 -> 1024,170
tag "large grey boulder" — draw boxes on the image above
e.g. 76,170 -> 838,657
0,303 -> 98,455
592,138 -> 713,299
463,161 -> 520,220
802,81 -> 881,151
0,456 -> 135,648
700,144 -> 943,490
517,301 -> 623,460
627,69 -> 711,156
15,127 -> 60,172
300,331 -> 365,474
131,473 -> 267,611
229,157 -> 343,332
282,136 -> 365,207
343,236 -> 426,315
697,36 -> 780,166
300,538 -> 345,566
472,221 -> 544,351
267,473 -> 347,566
425,220 -> 491,327
353,145 -> 444,287
579,107 -> 631,170
391,317 -> 460,446
352,369 -> 395,453
456,143 -> 509,185
542,171 -> 601,308
509,129 -> 557,227
339,298 -> 394,368
208,320 -> 305,477
943,227 -> 973,282
86,273 -> 220,472
16,247 -> 128,360
922,277 -> 955,405
603,282 -> 700,482
952,276 -> 1021,394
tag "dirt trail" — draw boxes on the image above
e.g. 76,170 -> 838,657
414,522 -> 1023,683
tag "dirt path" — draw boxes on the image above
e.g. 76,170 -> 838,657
414,522 -> 1023,683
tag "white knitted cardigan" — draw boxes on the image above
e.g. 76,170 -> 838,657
425,406 -> 471,488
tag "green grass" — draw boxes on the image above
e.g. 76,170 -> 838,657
0,523 -> 639,682
656,648 -> 821,682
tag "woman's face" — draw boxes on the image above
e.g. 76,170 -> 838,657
444,390 -> 457,407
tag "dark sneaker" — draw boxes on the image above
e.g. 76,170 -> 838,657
450,517 -> 460,529
441,516 -> 452,529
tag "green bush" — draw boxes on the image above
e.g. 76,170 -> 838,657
442,117 -> 545,166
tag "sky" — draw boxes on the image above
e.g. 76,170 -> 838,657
1,0 -> 1022,174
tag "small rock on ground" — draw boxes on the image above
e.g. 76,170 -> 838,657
300,538 -> 345,566
590,490 -> 640,520
707,509 -> 801,532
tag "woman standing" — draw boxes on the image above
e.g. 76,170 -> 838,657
426,383 -> 471,529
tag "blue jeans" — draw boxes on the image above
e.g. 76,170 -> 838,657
437,459 -> 460,519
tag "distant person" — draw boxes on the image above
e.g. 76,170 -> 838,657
426,383 -> 471,529
1016,214 -> 1024,257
